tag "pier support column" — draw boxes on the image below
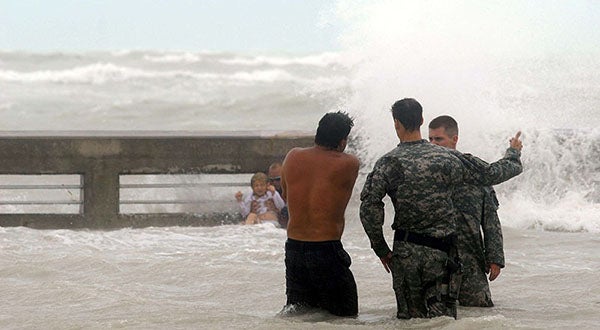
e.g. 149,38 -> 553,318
83,164 -> 120,228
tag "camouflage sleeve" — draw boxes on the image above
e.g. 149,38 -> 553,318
455,148 -> 523,186
359,157 -> 392,258
481,187 -> 505,267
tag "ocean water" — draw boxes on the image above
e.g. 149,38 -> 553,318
0,50 -> 348,131
1,2 -> 600,329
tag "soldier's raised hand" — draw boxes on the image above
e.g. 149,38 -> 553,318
510,131 -> 523,151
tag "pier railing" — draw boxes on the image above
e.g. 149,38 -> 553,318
0,131 -> 312,229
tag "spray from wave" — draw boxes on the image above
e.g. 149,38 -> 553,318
331,0 -> 600,232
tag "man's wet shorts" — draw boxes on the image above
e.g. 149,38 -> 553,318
284,238 -> 358,316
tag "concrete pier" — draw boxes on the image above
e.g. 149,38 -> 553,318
0,131 -> 313,229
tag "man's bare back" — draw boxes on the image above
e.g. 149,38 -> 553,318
282,145 -> 359,241
280,111 -> 359,317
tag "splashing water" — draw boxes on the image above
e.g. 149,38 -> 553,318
331,0 -> 600,232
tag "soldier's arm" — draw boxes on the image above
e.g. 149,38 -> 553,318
359,158 -> 392,258
481,187 -> 505,268
457,148 -> 522,186
459,131 -> 523,186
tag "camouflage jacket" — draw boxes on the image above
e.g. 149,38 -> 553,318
360,139 -> 521,258
454,184 -> 504,268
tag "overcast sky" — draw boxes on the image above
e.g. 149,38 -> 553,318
0,0 -> 339,53
1,0 -> 599,55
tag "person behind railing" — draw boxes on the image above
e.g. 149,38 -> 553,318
267,162 -> 289,228
235,172 -> 285,227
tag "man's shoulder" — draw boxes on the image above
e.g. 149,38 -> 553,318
377,145 -> 404,159
286,146 -> 310,156
426,143 -> 462,158
398,142 -> 462,164
372,149 -> 399,168
286,147 -> 358,168
284,146 -> 312,162
451,150 -> 489,165
341,150 -> 359,164
397,141 -> 454,157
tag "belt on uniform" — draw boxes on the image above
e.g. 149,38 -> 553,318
394,229 -> 451,253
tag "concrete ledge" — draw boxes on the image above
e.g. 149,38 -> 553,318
0,131 -> 313,174
0,131 -> 313,229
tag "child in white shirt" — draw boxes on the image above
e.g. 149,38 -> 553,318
235,172 -> 285,226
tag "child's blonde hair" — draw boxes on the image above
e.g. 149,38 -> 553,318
250,172 -> 268,186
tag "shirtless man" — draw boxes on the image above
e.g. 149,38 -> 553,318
279,111 -> 360,317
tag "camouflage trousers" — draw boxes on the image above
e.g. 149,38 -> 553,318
458,254 -> 494,307
390,241 -> 455,319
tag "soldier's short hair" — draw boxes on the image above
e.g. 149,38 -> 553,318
391,98 -> 422,132
315,111 -> 354,149
429,115 -> 459,137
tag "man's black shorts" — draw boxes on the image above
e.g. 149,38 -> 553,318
284,238 -> 358,317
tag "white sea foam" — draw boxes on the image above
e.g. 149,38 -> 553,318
0,63 -> 152,84
143,52 -> 203,63
219,52 -> 347,67
500,192 -> 600,233
0,63 -> 316,84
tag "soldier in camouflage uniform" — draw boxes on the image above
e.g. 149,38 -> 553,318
429,115 -> 512,307
360,98 -> 523,319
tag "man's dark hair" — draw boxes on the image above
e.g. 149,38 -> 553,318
315,111 -> 354,149
391,98 -> 422,132
429,115 -> 459,137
